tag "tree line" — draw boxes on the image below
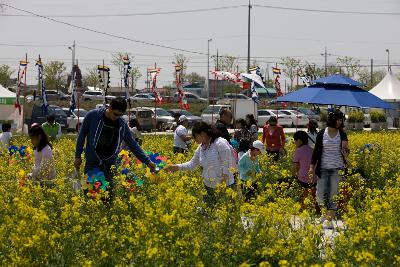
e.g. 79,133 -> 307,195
0,54 -> 395,92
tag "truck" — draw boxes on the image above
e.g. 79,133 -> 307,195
201,99 -> 257,125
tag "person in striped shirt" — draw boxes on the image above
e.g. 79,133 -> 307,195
309,110 -> 349,229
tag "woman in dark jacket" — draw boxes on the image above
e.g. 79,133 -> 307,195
309,110 -> 349,228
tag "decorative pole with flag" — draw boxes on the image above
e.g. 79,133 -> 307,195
148,67 -> 162,103
123,55 -> 132,119
36,55 -> 49,115
272,66 -> 283,97
98,63 -> 111,105
16,58 -> 28,115
175,64 -> 188,110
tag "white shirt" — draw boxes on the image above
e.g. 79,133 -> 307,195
177,137 -> 235,188
173,125 -> 189,149
307,131 -> 317,149
32,145 -> 56,181
0,132 -> 12,149
321,130 -> 344,169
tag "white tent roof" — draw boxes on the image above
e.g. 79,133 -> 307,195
0,84 -> 16,98
369,70 -> 400,101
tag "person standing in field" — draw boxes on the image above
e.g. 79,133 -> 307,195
262,116 -> 286,162
309,110 -> 349,229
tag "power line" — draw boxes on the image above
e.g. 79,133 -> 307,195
253,4 -> 400,15
0,43 -> 68,47
0,4 -> 208,56
0,5 -> 246,18
3,4 -> 399,17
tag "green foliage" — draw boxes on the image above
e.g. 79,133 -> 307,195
0,64 -> 14,88
370,110 -> 386,123
43,61 -> 66,91
184,72 -> 205,84
83,67 -> 99,88
348,110 -> 364,123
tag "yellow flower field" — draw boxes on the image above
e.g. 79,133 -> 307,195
0,132 -> 400,266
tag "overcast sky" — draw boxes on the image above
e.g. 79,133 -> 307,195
1,0 -> 399,87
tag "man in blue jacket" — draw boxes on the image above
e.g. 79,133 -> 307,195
74,97 -> 155,199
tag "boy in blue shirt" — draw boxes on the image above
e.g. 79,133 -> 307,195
238,140 -> 265,200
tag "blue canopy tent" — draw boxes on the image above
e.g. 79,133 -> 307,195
277,74 -> 393,109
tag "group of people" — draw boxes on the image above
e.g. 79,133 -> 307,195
168,108 -> 349,228
0,98 -> 348,227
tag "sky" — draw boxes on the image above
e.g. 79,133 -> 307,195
0,0 -> 399,88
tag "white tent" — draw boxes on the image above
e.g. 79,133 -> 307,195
369,70 -> 400,127
0,84 -> 25,131
369,70 -> 400,101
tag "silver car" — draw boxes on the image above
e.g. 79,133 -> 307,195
141,107 -> 176,131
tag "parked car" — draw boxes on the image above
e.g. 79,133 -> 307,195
62,108 -> 88,131
292,107 -> 320,121
140,107 -> 176,131
130,108 -> 154,132
217,93 -> 250,105
130,93 -> 155,103
45,90 -> 70,101
30,105 -> 68,129
82,90 -> 116,101
173,92 -> 207,103
201,105 -> 230,125
167,109 -> 202,128
257,109 -> 292,127
279,110 -> 309,127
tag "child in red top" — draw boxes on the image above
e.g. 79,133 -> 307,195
262,116 -> 286,161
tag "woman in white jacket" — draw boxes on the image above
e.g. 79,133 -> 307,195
165,121 -> 236,205
28,125 -> 56,185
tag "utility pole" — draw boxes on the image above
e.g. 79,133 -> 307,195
247,0 -> 252,73
321,46 -> 331,76
216,50 -> 219,71
207,39 -> 212,104
68,40 -> 76,93
370,58 -> 374,87
386,49 -> 390,71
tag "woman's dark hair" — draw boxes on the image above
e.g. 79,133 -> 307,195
110,97 -> 128,112
129,118 -> 139,128
29,125 -> 52,152
2,123 -> 11,132
327,110 -> 345,128
236,119 -> 247,128
47,114 -> 56,123
191,121 -> 218,142
268,116 -> 278,124
293,130 -> 308,145
246,114 -> 257,127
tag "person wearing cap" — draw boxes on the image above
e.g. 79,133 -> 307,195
42,114 -> 62,141
173,115 -> 192,154
238,140 -> 265,200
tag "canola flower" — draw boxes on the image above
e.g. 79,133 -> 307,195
0,132 -> 399,265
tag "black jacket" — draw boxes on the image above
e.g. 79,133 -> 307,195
215,120 -> 231,144
311,128 -> 348,177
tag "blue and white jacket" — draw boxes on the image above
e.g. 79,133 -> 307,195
75,107 -> 150,166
